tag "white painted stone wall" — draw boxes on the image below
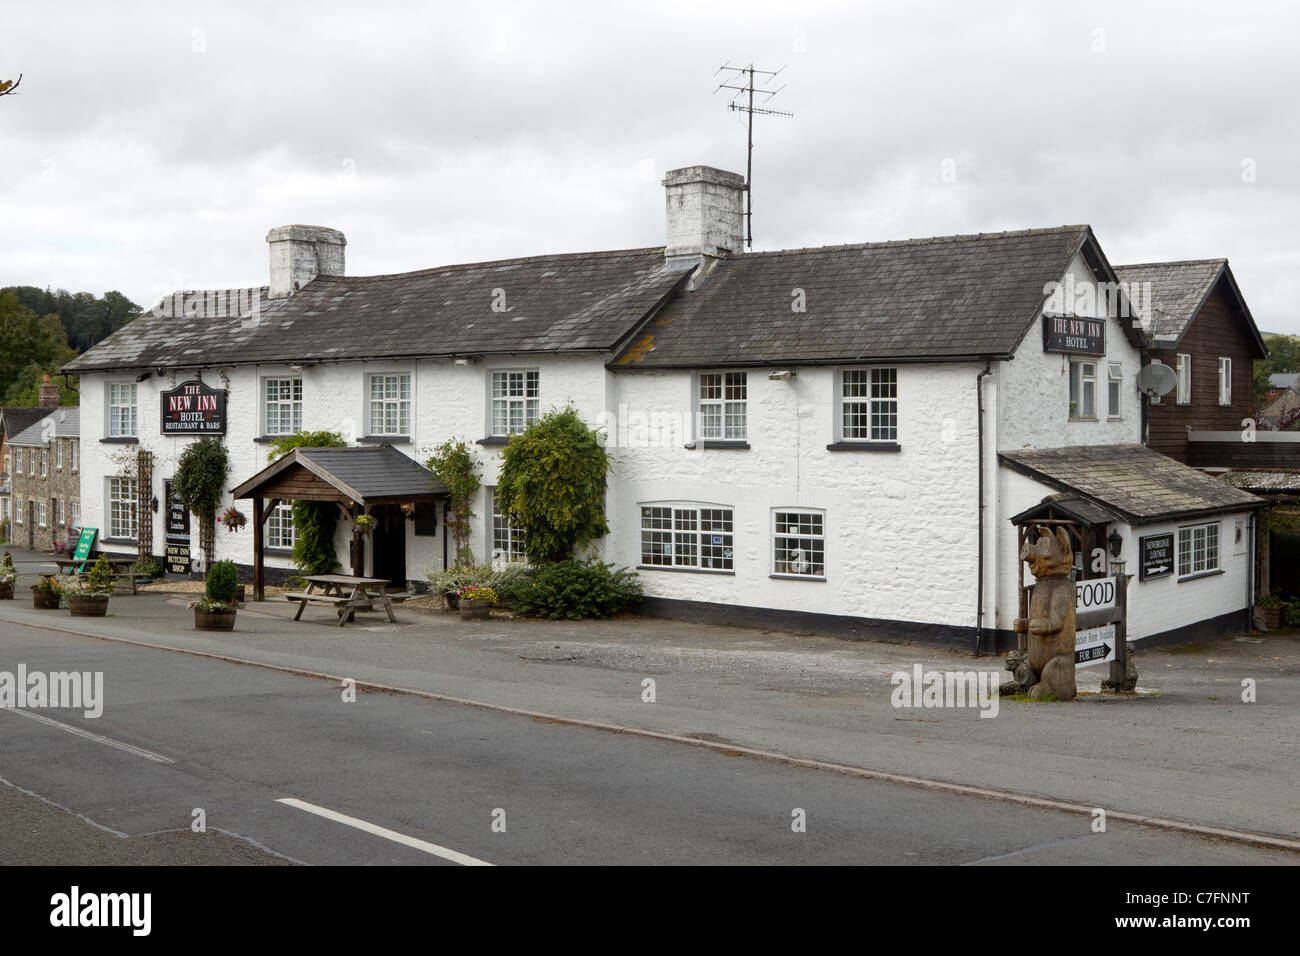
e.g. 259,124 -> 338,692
996,252 -> 1144,452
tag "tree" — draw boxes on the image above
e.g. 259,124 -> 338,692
496,407 -> 610,564
0,290 -> 77,402
173,439 -> 230,571
1253,333 -> 1300,409
424,439 -> 481,567
267,431 -> 347,576
0,75 -> 20,97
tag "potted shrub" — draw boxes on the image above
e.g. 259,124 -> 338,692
1254,594 -> 1289,631
457,583 -> 496,620
191,559 -> 239,631
66,556 -> 114,617
30,574 -> 63,609
0,552 -> 16,600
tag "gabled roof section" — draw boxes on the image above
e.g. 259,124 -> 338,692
231,445 -> 446,504
999,445 -> 1265,525
6,411 -> 56,447
612,225 -> 1107,369
1009,494 -> 1120,528
1112,259 -> 1267,357
1,407 -> 52,442
64,249 -> 690,373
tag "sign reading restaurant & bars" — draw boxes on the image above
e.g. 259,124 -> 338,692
160,380 -> 226,435
1042,314 -> 1106,356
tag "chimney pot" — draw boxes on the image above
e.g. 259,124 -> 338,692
38,375 -> 60,408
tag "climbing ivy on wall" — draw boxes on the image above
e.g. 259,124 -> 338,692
173,438 -> 229,571
424,439 -> 481,567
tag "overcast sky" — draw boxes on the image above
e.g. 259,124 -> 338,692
3,0 -> 1298,333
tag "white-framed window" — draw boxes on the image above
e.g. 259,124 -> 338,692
57,441 -> 63,470
13,451 -> 20,476
1177,522 -> 1220,577
1107,362 -> 1123,418
489,487 -> 527,563
39,450 -> 47,477
490,369 -> 540,436
264,377 -> 303,436
1176,353 -> 1191,405
1218,357 -> 1232,406
639,504 -> 734,571
108,476 -> 138,540
267,502 -> 296,550
773,510 -> 826,578
1069,361 -> 1097,419
70,441 -> 78,472
14,497 -> 21,524
57,499 -> 65,526
698,371 -> 747,440
109,382 -> 138,438
70,500 -> 80,525
841,368 -> 899,441
38,502 -> 46,528
367,373 -> 411,436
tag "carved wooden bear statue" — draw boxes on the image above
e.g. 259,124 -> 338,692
1013,525 -> 1077,701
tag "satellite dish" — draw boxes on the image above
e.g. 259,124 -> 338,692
1136,363 -> 1177,397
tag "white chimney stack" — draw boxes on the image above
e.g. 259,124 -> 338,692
266,225 -> 346,299
662,166 -> 746,261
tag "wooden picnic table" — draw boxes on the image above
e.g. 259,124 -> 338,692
285,574 -> 400,627
52,556 -> 139,595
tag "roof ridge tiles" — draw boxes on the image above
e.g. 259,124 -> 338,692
722,224 -> 1092,260
323,246 -> 667,283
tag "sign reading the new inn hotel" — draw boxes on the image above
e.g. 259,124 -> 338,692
1042,314 -> 1106,356
160,380 -> 226,435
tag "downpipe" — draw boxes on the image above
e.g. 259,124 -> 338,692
975,361 -> 992,658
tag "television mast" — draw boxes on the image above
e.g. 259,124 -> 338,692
714,62 -> 793,250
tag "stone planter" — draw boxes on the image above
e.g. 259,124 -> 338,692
194,607 -> 237,631
31,588 -> 60,609
1253,604 -> 1286,631
459,598 -> 491,620
67,594 -> 110,617
0,582 -> 14,600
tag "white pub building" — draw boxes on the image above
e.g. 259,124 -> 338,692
65,165 -> 1263,651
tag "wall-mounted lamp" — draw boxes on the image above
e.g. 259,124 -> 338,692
1108,528 -> 1124,558
401,502 -> 415,518
768,369 -> 795,381
150,496 -> 159,513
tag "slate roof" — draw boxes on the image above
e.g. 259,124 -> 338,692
1,407 -> 52,442
1112,259 -> 1266,355
612,225 -> 1129,368
999,445 -> 1265,525
7,408 -> 77,446
1223,470 -> 1300,494
231,445 -> 446,503
1009,493 -> 1119,527
65,250 -> 692,373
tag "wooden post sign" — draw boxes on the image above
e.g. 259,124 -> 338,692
160,380 -> 226,435
1074,576 -> 1121,669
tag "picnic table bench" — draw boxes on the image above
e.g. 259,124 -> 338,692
52,556 -> 140,595
285,574 -> 406,627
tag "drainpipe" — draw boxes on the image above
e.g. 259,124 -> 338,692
442,502 -> 449,570
975,361 -> 992,658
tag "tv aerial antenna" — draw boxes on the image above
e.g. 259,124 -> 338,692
714,62 -> 793,250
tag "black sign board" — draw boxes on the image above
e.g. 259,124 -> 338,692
165,542 -> 191,576
160,380 -> 227,435
1140,532 -> 1175,581
164,480 -> 190,540
1042,314 -> 1106,356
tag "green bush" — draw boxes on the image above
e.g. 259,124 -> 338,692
85,555 -> 115,595
132,557 -> 164,579
206,560 -> 239,604
511,559 -> 642,620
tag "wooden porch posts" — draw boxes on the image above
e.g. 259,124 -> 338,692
253,496 -> 264,602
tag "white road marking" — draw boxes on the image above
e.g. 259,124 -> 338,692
2,708 -> 175,764
276,798 -> 493,866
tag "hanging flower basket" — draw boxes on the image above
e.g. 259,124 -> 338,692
218,507 -> 247,533
353,514 -> 377,536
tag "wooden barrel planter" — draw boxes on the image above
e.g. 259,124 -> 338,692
31,588 -> 60,609
0,583 -> 14,601
67,594 -> 110,617
459,599 -> 491,620
194,607 -> 237,631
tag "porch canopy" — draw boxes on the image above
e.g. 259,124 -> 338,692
231,445 -> 446,600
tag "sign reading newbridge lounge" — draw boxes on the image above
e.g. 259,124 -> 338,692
160,380 -> 226,435
1042,314 -> 1106,356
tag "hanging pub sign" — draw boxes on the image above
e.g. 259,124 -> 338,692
1042,314 -> 1106,356
1140,532 -> 1175,581
160,380 -> 227,435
